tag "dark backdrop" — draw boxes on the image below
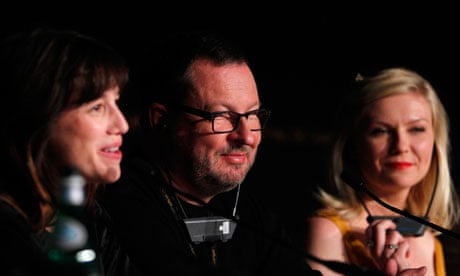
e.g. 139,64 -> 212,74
3,3 -> 460,273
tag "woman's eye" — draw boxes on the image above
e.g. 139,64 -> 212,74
91,104 -> 104,112
411,127 -> 426,133
369,128 -> 387,136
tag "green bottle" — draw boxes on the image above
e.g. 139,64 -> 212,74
46,167 -> 102,276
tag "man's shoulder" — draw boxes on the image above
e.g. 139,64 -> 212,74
102,156 -> 165,208
113,157 -> 162,189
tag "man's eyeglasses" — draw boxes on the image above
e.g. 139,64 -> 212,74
168,103 -> 271,134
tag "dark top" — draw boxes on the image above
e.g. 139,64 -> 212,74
0,196 -> 139,275
0,199 -> 52,275
100,157 -> 321,276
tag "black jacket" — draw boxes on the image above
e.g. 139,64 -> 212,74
100,157 -> 321,276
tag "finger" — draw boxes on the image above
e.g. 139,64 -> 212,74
386,259 -> 427,276
372,220 -> 397,256
386,228 -> 404,244
383,243 -> 399,260
398,266 -> 427,276
383,258 -> 398,276
391,241 -> 411,271
383,229 -> 405,259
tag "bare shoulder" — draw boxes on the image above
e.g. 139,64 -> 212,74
305,215 -> 342,239
304,214 -> 348,271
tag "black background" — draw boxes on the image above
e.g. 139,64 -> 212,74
3,3 -> 460,266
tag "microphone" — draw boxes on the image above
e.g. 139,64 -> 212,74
340,171 -> 460,240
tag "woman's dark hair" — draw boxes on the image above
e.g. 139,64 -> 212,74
0,28 -> 129,230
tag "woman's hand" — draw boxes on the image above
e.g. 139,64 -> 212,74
366,219 -> 426,275
389,259 -> 427,276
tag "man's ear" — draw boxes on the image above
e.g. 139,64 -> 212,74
148,103 -> 167,129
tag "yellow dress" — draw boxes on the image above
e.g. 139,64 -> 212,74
315,209 -> 445,276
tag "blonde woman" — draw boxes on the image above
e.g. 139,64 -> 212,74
305,68 -> 459,276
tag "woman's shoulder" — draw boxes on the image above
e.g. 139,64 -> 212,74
306,208 -> 349,236
0,198 -> 50,272
0,198 -> 28,229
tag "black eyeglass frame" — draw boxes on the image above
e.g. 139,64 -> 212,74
166,103 -> 271,134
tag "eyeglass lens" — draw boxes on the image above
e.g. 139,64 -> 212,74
213,110 -> 268,132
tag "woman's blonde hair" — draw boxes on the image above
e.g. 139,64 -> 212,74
316,67 -> 460,230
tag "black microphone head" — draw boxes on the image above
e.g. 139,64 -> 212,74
340,171 -> 364,191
